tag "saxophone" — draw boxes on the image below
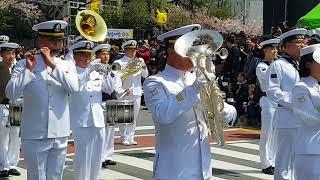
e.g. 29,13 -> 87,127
175,29 -> 227,146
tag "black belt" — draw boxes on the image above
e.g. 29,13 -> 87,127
278,104 -> 284,107
262,92 -> 267,96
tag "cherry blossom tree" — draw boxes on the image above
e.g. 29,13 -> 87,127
193,13 -> 263,35
0,0 -> 42,24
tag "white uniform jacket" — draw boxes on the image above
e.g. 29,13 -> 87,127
114,56 -> 148,96
5,55 -> 79,139
69,66 -> 122,129
143,65 -> 212,180
266,57 -> 300,128
256,61 -> 277,108
292,77 -> 320,154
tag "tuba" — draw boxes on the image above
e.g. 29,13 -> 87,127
75,10 -> 107,42
174,29 -> 226,146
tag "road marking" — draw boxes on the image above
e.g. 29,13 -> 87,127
210,147 -> 260,163
228,142 -> 260,150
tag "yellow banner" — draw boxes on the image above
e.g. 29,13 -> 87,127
90,0 -> 100,13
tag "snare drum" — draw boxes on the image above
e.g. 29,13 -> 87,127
8,100 -> 23,126
105,100 -> 134,126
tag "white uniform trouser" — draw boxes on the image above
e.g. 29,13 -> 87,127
259,99 -> 276,169
295,154 -> 320,180
0,125 -> 20,171
22,137 -> 68,180
73,127 -> 105,180
274,128 -> 297,180
0,105 -> 21,171
119,96 -> 141,142
103,126 -> 114,161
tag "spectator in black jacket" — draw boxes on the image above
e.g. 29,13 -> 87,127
225,35 -> 241,83
234,72 -> 249,117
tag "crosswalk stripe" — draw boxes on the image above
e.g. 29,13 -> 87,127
112,153 -> 153,171
114,125 -> 154,131
99,168 -> 144,180
212,159 -> 273,180
139,149 -> 266,180
228,142 -> 260,150
210,146 -> 260,163
16,140 -> 270,180
218,143 -> 259,155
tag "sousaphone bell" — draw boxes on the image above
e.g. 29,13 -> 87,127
75,10 -> 107,42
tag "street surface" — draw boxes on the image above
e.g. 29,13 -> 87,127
2,108 -> 272,180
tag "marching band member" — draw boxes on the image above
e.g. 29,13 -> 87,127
256,38 -> 279,175
92,44 -> 125,168
0,35 -> 10,62
6,20 -> 79,180
143,24 -> 237,180
292,45 -> 320,180
69,41 -> 118,180
114,40 -> 148,146
266,28 -> 307,180
0,42 -> 21,177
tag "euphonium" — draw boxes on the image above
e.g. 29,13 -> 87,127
174,29 -> 226,146
120,57 -> 146,81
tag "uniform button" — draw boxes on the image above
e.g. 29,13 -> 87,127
49,107 -> 52,110
89,95 -> 92,98
48,84 -> 52,86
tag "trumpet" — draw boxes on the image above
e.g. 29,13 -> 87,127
91,62 -> 121,75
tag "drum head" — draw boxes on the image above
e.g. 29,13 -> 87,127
105,100 -> 134,126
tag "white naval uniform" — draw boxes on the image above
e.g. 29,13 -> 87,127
292,77 -> 320,180
143,64 -> 212,180
266,56 -> 300,180
0,61 -> 21,172
113,56 -> 148,142
6,55 -> 79,180
256,60 -> 277,169
69,66 -> 115,180
102,71 -> 124,162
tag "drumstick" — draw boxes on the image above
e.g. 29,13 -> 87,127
119,87 -> 133,99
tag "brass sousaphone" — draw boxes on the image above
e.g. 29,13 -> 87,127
75,10 -> 107,42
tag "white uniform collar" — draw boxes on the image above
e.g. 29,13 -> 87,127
163,64 -> 186,79
306,76 -> 319,86
123,55 -> 130,61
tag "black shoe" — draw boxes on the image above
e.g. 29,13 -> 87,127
0,170 -> 9,177
102,161 -> 108,168
262,166 -> 274,175
8,169 -> 20,176
105,160 -> 117,166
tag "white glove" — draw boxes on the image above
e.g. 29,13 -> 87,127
192,75 -> 208,93
138,58 -> 147,69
